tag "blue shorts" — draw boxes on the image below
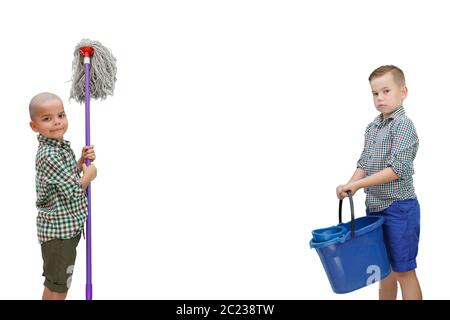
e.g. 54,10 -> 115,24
366,198 -> 420,273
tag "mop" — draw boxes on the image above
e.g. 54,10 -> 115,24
70,39 -> 117,300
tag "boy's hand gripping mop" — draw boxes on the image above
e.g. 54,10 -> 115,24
70,39 -> 117,300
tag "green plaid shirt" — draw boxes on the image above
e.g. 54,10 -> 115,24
357,106 -> 419,212
35,134 -> 87,244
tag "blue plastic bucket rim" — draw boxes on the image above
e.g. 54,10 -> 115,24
312,225 -> 346,242
310,215 -> 385,249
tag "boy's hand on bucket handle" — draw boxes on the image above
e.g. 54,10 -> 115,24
342,182 -> 361,197
336,185 -> 348,200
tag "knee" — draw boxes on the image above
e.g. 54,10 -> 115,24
394,270 -> 415,281
384,271 -> 398,282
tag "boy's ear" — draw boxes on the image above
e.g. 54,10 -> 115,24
29,120 -> 38,132
401,86 -> 408,100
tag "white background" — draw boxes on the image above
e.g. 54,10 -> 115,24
0,0 -> 449,300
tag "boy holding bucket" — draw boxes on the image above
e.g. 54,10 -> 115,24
29,92 -> 97,299
336,65 -> 421,300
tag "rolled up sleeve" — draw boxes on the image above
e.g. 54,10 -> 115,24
386,119 -> 419,178
42,155 -> 85,200
357,125 -> 370,169
357,149 -> 367,169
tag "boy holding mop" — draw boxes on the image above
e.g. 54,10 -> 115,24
29,92 -> 97,300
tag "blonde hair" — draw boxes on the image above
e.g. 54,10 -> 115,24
369,65 -> 405,86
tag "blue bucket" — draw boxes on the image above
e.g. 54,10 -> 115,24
310,193 -> 391,294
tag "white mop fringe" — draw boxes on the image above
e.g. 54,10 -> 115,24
70,39 -> 117,103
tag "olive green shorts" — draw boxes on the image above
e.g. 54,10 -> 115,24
41,232 -> 82,293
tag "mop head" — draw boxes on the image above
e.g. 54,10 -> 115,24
70,39 -> 117,103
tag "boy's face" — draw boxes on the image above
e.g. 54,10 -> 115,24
29,98 -> 68,141
370,72 -> 407,119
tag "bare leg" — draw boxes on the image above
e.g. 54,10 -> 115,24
379,271 -> 398,300
42,286 -> 68,300
397,270 -> 422,300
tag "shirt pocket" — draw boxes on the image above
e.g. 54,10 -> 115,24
374,126 -> 390,146
373,128 -> 392,158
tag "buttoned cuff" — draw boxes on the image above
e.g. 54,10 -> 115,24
387,158 -> 414,178
357,159 -> 366,169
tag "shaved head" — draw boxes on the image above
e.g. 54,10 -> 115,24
29,92 -> 63,119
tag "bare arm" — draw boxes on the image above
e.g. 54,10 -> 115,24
347,168 -> 365,184
80,175 -> 91,190
80,164 -> 97,190
343,167 -> 399,195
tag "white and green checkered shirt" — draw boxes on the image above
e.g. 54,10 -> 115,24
357,106 -> 419,212
35,134 -> 87,244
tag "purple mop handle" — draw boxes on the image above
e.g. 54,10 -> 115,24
83,56 -> 93,301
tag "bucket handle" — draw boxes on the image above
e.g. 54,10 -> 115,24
338,191 -> 355,239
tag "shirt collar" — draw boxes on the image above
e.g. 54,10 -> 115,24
373,105 -> 405,126
37,134 -> 71,148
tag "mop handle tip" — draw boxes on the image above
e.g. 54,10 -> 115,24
80,46 -> 94,58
